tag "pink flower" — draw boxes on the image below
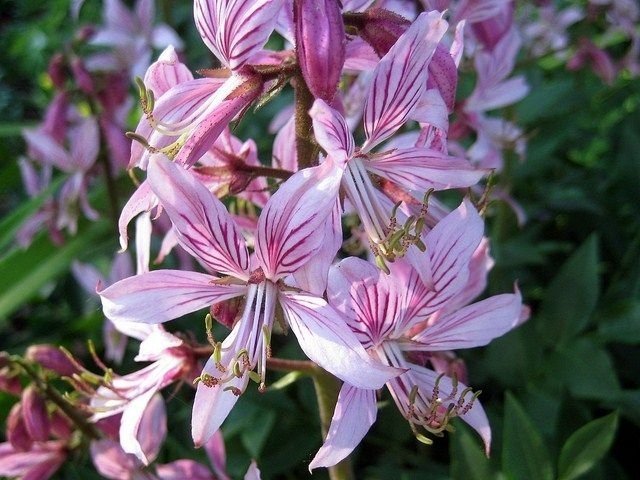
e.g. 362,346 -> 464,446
310,201 -> 523,470
0,441 -> 66,480
99,155 -> 401,447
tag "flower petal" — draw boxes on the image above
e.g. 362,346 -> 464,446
148,155 -> 250,279
362,12 -> 448,151
99,270 -> 247,324
328,257 -> 401,348
424,199 -> 483,301
280,291 -> 402,389
309,384 -> 377,471
255,160 -> 343,280
309,99 -> 354,164
366,147 -> 487,194
411,290 -> 522,350
194,0 -> 284,69
120,392 -> 167,465
191,356 -> 249,447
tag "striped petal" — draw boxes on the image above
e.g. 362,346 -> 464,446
366,147 -> 487,194
148,155 -> 250,279
362,12 -> 448,152
410,290 -> 522,350
309,384 -> 377,471
280,291 -> 402,389
309,99 -> 355,164
255,159 -> 343,280
99,270 -> 247,324
194,0 -> 284,70
328,257 -> 401,349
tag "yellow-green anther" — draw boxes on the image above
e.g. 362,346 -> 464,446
375,254 -> 390,274
248,371 -> 261,384
213,342 -> 222,364
404,215 -> 417,231
390,200 -> 402,219
262,325 -> 271,345
415,238 -> 426,252
232,361 -> 242,378
415,217 -> 425,236
388,229 -> 405,250
147,88 -> 155,113
409,385 -> 419,405
415,432 -> 434,446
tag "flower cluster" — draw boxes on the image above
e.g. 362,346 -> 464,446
93,0 -> 531,472
5,0 -> 637,478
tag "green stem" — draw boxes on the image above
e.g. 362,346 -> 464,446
12,357 -> 102,440
293,73 -> 317,169
312,370 -> 354,480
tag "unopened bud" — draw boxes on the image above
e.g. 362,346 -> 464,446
295,0 -> 345,102
70,57 -> 94,95
358,8 -> 410,57
26,345 -> 80,376
22,385 -> 50,441
49,409 -> 73,440
47,53 -> 67,89
0,367 -> 22,396
7,403 -> 33,451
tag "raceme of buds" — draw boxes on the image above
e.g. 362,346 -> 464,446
295,0 -> 346,102
26,344 -> 80,377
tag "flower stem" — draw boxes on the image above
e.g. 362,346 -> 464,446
293,73 -> 317,169
11,356 -> 102,440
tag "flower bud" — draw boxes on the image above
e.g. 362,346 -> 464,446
50,409 -> 73,440
47,53 -> 67,89
295,0 -> 345,102
26,344 -> 79,376
357,8 -> 410,57
0,367 -> 22,396
22,385 -> 51,441
7,402 -> 33,451
70,57 -> 94,95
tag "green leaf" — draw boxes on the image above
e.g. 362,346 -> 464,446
0,220 -> 111,321
450,423 -> 494,480
557,412 -> 618,480
596,301 -> 640,344
240,408 -> 276,458
540,338 -> 621,400
503,393 -> 554,480
538,235 -> 599,346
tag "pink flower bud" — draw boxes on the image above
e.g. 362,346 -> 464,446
70,57 -> 94,95
470,7 -> 514,51
47,53 -> 67,89
49,410 -> 73,440
7,402 -> 33,451
0,367 -> 22,396
295,0 -> 345,102
22,385 -> 51,442
26,345 -> 79,376
355,8 -> 410,57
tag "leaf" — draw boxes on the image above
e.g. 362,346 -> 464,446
596,301 -> 640,344
502,393 -> 553,480
540,338 -> 621,400
450,422 -> 495,480
240,408 -> 276,458
557,412 -> 618,480
538,235 -> 599,346
0,220 -> 111,321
